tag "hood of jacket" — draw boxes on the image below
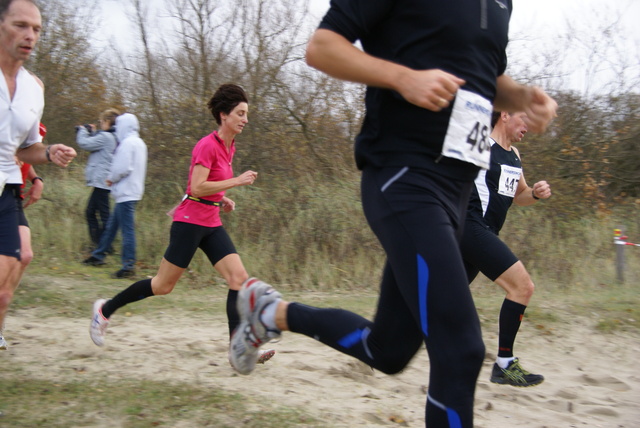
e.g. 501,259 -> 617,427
115,113 -> 140,142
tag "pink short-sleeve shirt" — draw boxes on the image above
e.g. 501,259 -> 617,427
173,131 -> 235,227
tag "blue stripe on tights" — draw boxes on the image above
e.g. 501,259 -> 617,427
447,408 -> 462,428
428,394 -> 463,428
337,328 -> 364,348
417,254 -> 429,336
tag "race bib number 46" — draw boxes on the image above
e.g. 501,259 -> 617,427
441,89 -> 493,169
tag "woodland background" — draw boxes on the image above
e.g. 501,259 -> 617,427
25,0 -> 640,289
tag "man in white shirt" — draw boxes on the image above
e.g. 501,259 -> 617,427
0,0 -> 77,349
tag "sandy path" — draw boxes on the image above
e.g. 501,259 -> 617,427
2,306 -> 638,427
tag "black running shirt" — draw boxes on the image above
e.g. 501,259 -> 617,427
467,139 -> 522,233
319,0 -> 512,179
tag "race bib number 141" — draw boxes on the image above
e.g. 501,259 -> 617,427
441,89 -> 493,169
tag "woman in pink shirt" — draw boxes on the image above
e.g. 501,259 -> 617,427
88,84 -> 274,363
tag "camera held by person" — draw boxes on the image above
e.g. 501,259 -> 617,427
75,124 -> 94,134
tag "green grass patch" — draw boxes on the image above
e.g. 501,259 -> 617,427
14,268 -> 639,335
470,276 -> 639,334
573,287 -> 639,333
13,270 -> 228,319
14,267 -> 380,321
0,377 -> 317,428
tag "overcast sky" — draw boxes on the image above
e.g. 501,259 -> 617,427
308,0 -> 640,32
97,0 -> 640,96
307,0 -> 640,96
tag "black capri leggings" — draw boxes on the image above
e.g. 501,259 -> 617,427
287,166 -> 485,428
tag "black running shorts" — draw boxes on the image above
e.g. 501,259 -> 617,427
163,221 -> 237,269
460,219 -> 519,282
0,185 -> 21,259
16,197 -> 29,228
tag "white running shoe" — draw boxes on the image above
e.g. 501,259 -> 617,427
229,278 -> 282,375
0,334 -> 7,350
257,349 -> 276,364
90,299 -> 110,346
228,348 -> 276,369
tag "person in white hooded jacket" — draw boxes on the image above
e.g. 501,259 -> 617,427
83,113 -> 147,278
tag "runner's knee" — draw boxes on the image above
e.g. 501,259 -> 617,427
513,277 -> 535,302
151,277 -> 177,295
375,352 -> 416,374
20,250 -> 33,268
469,337 -> 486,366
523,279 -> 535,299
0,289 -> 14,308
224,271 -> 249,290
452,336 -> 486,379
369,336 -> 423,374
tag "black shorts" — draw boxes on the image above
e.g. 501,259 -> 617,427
0,185 -> 22,259
17,197 -> 29,227
163,221 -> 237,269
460,219 -> 518,282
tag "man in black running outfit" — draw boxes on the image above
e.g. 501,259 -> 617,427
461,111 -> 551,387
229,1 -> 558,427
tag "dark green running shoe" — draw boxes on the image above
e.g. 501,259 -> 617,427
490,358 -> 544,387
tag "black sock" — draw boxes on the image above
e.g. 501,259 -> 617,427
497,298 -> 527,358
102,278 -> 154,319
227,289 -> 239,337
